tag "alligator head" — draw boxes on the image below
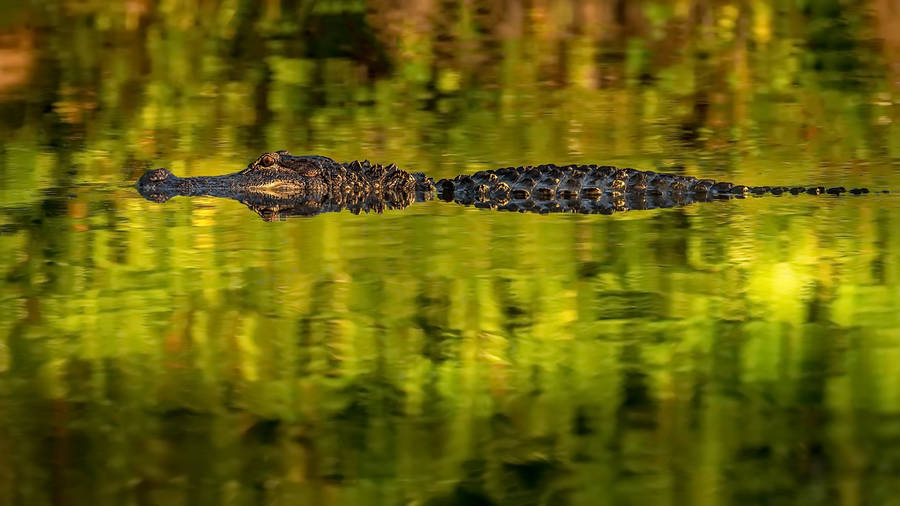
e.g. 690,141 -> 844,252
137,151 -> 417,220
137,151 -> 336,203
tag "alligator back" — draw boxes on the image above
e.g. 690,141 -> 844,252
432,164 -> 875,214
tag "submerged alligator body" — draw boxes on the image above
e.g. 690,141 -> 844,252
137,151 -> 880,220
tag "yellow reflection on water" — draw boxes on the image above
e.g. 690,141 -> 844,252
0,0 -> 899,504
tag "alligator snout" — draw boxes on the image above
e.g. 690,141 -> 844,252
137,168 -> 180,202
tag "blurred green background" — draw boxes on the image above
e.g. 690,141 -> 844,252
1,0 -> 900,505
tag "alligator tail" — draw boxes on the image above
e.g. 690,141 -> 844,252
428,165 -> 887,214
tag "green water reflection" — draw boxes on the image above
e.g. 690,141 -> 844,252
1,1 -> 900,505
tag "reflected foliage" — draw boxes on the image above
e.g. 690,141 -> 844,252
1,1 -> 900,505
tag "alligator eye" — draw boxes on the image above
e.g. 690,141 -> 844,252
260,154 -> 276,167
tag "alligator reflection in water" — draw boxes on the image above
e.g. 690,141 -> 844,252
136,151 -> 874,220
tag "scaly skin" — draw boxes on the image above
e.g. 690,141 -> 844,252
138,151 -> 419,219
136,151 -> 878,220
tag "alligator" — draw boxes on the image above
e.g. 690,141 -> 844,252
137,150 -> 880,221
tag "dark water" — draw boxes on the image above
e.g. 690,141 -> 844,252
2,1 -> 900,505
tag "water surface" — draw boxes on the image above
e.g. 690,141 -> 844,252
1,1 -> 900,505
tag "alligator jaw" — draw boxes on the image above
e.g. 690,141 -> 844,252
137,169 -> 234,202
136,168 -> 323,203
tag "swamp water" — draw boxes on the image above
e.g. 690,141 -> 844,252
1,1 -> 900,505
